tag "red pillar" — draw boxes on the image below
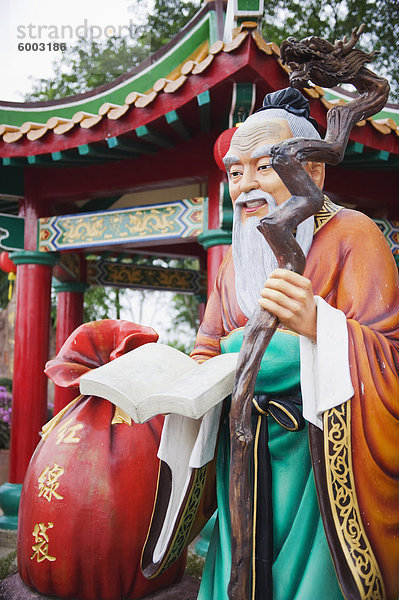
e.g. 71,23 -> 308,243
198,167 -> 232,294
9,251 -> 57,483
7,173 -> 57,487
206,245 -> 230,294
53,281 -> 88,414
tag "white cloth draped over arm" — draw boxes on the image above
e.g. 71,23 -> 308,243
300,295 -> 354,430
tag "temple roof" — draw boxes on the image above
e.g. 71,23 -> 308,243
0,5 -> 398,162
0,2 -> 398,223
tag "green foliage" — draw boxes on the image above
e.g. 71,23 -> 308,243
0,273 -> 8,310
25,0 -> 201,102
0,550 -> 17,579
0,379 -> 12,393
25,37 -> 147,101
166,293 -> 200,354
24,1 -> 200,343
262,0 -> 399,100
143,0 -> 201,53
83,286 -> 125,322
162,257 -> 201,354
0,386 -> 12,450
186,551 -> 205,579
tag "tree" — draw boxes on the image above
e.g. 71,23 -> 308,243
25,0 -> 200,102
25,37 -> 148,101
0,272 -> 8,310
24,1 -> 202,344
143,0 -> 200,53
83,287 -> 124,322
262,0 -> 399,100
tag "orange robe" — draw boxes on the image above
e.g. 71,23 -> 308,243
192,204 -> 399,600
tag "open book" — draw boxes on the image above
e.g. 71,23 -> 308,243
79,342 -> 239,423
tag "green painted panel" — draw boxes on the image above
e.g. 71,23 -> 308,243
345,142 -> 364,155
237,0 -> 262,11
87,260 -> 206,294
378,150 -> 390,161
38,197 -> 204,251
208,8 -> 220,45
0,214 -> 25,250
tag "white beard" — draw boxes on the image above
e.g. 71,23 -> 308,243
232,192 -> 314,318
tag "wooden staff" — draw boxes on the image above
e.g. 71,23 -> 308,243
228,160 -> 324,600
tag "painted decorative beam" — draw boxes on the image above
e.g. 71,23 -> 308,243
135,125 -> 173,148
51,149 -> 102,165
78,143 -> 129,161
345,141 -> 364,156
343,148 -> 392,168
53,253 -> 83,282
27,155 -> 53,166
106,136 -> 155,155
2,157 -> 27,167
165,110 -> 191,140
38,197 -> 204,252
87,259 -> 206,295
197,90 -> 211,133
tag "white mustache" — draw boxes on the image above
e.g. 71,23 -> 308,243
234,190 -> 277,212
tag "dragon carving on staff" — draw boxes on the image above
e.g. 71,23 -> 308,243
228,26 -> 390,600
279,24 -> 389,162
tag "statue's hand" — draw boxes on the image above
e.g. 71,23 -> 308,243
258,268 -> 317,342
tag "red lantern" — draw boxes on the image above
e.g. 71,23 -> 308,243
0,252 -> 17,300
18,320 -> 186,599
213,126 -> 238,171
0,252 -> 16,274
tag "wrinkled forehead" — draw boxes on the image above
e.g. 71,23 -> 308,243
227,117 -> 293,158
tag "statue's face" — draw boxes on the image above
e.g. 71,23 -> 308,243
226,117 -> 294,223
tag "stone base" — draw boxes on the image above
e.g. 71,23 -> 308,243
0,573 -> 201,600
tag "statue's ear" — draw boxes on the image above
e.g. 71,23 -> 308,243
306,161 -> 325,189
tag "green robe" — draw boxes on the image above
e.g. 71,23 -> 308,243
198,329 -> 344,600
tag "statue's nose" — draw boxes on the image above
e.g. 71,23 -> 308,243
240,171 -> 259,193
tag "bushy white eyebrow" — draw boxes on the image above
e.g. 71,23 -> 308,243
223,154 -> 241,169
251,144 -> 273,160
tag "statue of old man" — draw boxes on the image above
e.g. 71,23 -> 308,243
143,88 -> 399,600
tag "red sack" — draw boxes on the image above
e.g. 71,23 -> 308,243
17,320 -> 186,599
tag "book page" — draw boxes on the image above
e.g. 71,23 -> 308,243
79,342 -> 196,420
147,352 -> 239,420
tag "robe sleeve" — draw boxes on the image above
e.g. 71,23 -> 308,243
191,255 -> 228,362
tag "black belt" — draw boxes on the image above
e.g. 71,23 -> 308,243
251,394 -> 304,600
252,394 -> 305,431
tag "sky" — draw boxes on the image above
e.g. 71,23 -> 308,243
0,0 -> 149,102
